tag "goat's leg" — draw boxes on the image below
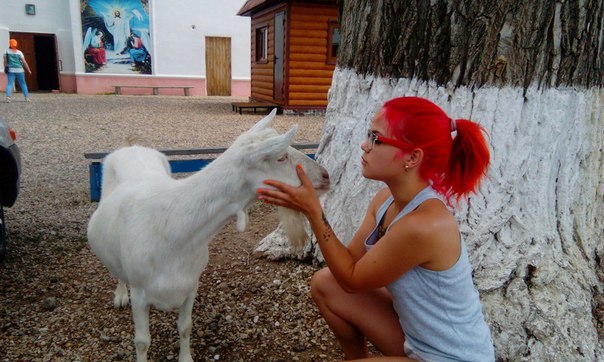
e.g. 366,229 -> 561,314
177,290 -> 197,362
130,287 -> 151,362
113,280 -> 129,307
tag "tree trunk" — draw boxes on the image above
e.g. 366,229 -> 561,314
256,1 -> 604,360
338,0 -> 603,90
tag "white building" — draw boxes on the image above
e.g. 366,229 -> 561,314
0,0 -> 251,97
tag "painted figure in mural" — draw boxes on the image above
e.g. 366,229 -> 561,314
103,9 -> 132,54
122,31 -> 148,64
81,0 -> 151,74
84,29 -> 107,67
4,39 -> 32,103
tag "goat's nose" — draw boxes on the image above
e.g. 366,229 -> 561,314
321,171 -> 331,189
322,170 -> 330,182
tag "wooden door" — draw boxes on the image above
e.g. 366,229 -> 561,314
205,37 -> 231,96
8,33 -> 38,91
273,11 -> 285,101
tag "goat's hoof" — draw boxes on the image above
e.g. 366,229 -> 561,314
113,294 -> 129,308
178,355 -> 193,362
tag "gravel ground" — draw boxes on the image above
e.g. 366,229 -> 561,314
0,93 -> 345,361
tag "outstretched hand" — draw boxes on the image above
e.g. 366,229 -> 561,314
257,164 -> 322,218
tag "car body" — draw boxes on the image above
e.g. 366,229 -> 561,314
0,116 -> 21,260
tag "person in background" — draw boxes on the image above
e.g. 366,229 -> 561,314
4,39 -> 32,103
258,96 -> 495,361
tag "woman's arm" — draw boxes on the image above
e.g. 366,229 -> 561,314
21,54 -> 31,74
259,166 -> 436,292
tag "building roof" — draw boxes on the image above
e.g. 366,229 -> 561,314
237,0 -> 278,16
237,0 -> 337,16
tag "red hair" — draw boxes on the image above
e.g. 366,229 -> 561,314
382,97 -> 490,204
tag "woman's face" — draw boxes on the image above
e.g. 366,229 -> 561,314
361,109 -> 407,181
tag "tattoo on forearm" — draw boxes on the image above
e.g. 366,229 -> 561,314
321,212 -> 333,242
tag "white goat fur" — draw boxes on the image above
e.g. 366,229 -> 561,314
86,110 -> 329,362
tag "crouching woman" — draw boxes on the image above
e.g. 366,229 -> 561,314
258,97 -> 495,361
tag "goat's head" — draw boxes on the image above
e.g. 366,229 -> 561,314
232,110 -> 330,252
234,109 -> 330,194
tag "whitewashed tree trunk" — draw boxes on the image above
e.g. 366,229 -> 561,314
256,1 -> 604,359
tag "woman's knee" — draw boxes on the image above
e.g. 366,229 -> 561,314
310,267 -> 336,303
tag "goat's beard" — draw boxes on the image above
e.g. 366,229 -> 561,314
277,207 -> 308,253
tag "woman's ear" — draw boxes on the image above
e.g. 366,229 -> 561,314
407,148 -> 424,168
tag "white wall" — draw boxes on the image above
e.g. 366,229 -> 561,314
152,0 -> 250,79
0,0 -> 76,73
1,0 -> 251,81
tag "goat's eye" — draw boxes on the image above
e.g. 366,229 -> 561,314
277,154 -> 289,162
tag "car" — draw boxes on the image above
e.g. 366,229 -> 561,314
0,116 -> 21,261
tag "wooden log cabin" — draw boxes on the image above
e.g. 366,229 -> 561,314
237,0 -> 339,113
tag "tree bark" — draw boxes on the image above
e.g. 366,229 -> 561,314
338,0 -> 603,90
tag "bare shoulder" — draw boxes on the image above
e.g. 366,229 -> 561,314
405,199 -> 455,231
399,199 -> 461,269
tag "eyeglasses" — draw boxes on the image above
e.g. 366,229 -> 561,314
366,130 -> 410,151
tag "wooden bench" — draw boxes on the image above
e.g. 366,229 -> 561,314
113,85 -> 194,96
231,102 -> 279,114
85,143 -> 318,202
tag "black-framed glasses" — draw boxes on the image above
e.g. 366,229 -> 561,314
366,130 -> 410,151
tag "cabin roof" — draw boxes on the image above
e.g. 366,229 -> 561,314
237,0 -> 279,16
237,0 -> 337,16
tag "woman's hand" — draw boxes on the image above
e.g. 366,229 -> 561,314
257,164 -> 322,219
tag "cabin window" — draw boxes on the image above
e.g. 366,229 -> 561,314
256,26 -> 268,63
327,20 -> 340,64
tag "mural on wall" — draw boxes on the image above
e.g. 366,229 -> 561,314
81,0 -> 151,74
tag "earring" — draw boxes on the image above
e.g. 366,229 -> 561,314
404,164 -> 409,172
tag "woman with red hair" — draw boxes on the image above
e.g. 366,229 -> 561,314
258,96 -> 494,361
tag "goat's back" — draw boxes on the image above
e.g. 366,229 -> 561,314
100,145 -> 171,198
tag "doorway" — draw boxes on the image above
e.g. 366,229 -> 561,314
273,11 -> 285,101
8,32 -> 60,92
205,37 -> 231,96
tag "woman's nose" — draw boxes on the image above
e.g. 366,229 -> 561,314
361,140 -> 369,152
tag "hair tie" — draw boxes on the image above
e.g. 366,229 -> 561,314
450,118 -> 457,133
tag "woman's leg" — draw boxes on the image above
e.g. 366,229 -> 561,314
6,72 -> 16,97
310,267 -> 406,360
15,72 -> 28,98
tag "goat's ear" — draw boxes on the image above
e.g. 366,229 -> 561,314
246,125 -> 298,163
247,108 -> 278,133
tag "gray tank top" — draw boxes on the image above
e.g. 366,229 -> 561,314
364,186 -> 494,361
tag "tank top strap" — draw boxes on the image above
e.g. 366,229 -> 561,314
365,186 -> 441,247
376,195 -> 394,220
387,186 -> 441,232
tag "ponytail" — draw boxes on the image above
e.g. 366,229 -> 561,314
445,119 -> 490,203
382,97 -> 490,205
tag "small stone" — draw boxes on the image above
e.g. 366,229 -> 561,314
42,297 -> 57,311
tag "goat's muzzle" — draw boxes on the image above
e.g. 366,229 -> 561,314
315,170 -> 330,195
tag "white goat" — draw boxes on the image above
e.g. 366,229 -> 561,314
86,110 -> 329,362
